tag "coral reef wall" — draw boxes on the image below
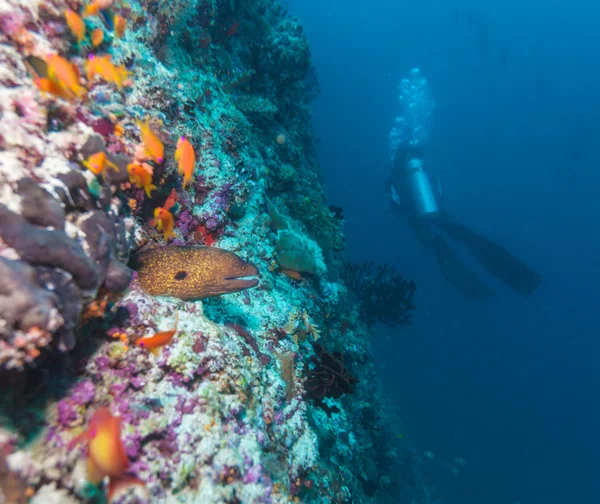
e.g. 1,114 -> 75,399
0,0 -> 436,502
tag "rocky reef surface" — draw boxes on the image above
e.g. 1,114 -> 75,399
0,0 -> 436,502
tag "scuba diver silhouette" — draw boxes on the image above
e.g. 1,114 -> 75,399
387,69 -> 540,299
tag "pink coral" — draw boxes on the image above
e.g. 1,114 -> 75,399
71,380 -> 95,405
14,90 -> 46,127
0,11 -> 27,37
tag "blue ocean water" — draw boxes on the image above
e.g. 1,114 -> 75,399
288,1 -> 600,503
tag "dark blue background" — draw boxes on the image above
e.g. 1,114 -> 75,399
287,0 -> 600,502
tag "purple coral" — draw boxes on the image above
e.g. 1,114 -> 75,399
205,217 -> 219,231
176,211 -> 196,237
167,371 -> 185,387
110,381 -> 129,396
192,334 -> 207,353
57,399 -> 78,427
130,376 -> 145,390
71,380 -> 95,405
95,355 -> 110,371
124,432 -> 142,459
123,302 -> 139,320
175,396 -> 198,414
115,398 -> 134,423
243,464 -> 263,484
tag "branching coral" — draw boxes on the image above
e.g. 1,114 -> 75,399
343,261 -> 416,328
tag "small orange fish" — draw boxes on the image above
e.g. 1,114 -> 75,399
82,3 -> 100,17
64,9 -> 86,44
281,269 -> 302,280
163,188 -> 178,211
136,312 -> 178,355
175,137 -> 196,189
34,77 -> 74,101
137,119 -> 164,164
83,151 -> 119,178
69,407 -> 145,499
85,55 -> 96,81
46,54 -> 86,99
114,122 -> 124,137
127,162 -> 157,197
114,15 -> 127,38
69,408 -> 129,484
82,0 -> 113,17
86,54 -> 130,89
91,28 -> 104,47
152,207 -> 177,242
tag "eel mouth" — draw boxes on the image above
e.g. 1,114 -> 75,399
223,265 -> 259,291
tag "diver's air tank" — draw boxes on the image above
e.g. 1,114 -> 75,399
405,157 -> 439,219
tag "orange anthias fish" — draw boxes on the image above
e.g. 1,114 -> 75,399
127,162 -> 157,198
114,15 -> 127,38
114,122 -> 124,137
91,28 -> 104,47
152,207 -> 177,242
82,5 -> 100,17
82,408 -> 128,483
86,54 -> 130,89
69,408 -> 144,499
64,9 -> 86,44
136,312 -> 178,355
83,151 -> 119,178
46,54 -> 86,99
163,188 -> 178,211
137,119 -> 164,164
281,269 -> 302,281
82,0 -> 113,17
175,137 -> 196,189
34,77 -> 74,101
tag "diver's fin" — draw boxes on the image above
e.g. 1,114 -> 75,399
432,236 -> 493,300
435,217 -> 541,295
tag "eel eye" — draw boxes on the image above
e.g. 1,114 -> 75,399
241,265 -> 247,271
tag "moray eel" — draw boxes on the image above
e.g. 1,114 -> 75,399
131,246 -> 259,300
